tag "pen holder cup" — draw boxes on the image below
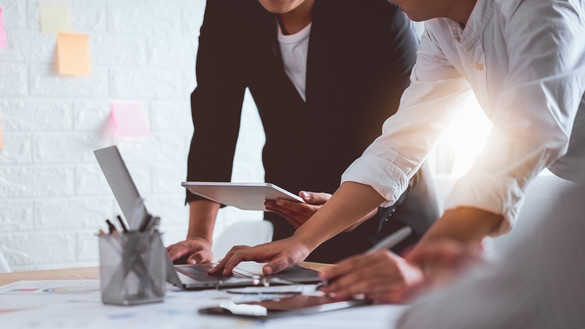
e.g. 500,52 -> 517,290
98,231 -> 167,306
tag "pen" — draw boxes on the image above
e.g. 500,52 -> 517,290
105,219 -> 119,235
367,226 -> 412,252
116,215 -> 129,233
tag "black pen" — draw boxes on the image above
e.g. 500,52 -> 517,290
105,219 -> 119,234
116,215 -> 129,233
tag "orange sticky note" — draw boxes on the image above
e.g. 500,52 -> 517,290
0,8 -> 7,49
111,103 -> 150,138
56,33 -> 91,76
39,2 -> 72,34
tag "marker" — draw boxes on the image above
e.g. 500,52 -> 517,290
367,226 -> 412,252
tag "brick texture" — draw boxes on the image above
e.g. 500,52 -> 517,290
0,0 -> 265,272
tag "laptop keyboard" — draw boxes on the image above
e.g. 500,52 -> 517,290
176,264 -> 250,281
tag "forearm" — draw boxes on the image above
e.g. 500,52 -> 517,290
293,182 -> 386,250
413,207 -> 504,251
187,200 -> 220,243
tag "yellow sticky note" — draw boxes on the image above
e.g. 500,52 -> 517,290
56,33 -> 91,76
39,2 -> 72,34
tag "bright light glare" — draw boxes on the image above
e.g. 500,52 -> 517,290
427,95 -> 492,177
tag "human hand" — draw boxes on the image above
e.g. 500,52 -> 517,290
400,240 -> 486,300
264,191 -> 331,228
319,250 -> 424,304
208,237 -> 312,276
166,236 -> 214,264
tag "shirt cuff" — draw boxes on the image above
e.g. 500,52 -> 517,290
443,174 -> 522,236
341,154 -> 410,207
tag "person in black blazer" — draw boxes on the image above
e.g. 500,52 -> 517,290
166,0 -> 439,264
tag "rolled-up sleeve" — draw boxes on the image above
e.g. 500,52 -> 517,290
342,29 -> 472,206
444,0 -> 585,234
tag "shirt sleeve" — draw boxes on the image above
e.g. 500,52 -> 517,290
342,26 -> 472,206
185,0 -> 247,204
444,1 -> 585,234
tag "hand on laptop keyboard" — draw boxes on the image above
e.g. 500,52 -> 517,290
166,236 -> 214,264
208,237 -> 312,277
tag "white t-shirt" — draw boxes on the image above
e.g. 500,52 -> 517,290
277,22 -> 311,102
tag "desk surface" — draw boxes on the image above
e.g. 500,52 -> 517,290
0,267 -> 99,286
0,262 -> 329,286
0,263 -> 406,329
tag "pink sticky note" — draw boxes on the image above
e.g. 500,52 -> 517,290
111,103 -> 150,138
0,114 -> 4,151
0,8 -> 7,49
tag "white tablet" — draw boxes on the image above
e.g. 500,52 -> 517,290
181,182 -> 304,210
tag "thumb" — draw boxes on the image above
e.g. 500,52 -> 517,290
188,251 -> 205,264
262,257 -> 291,275
300,191 -> 330,205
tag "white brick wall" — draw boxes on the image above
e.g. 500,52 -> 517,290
0,0 -> 265,272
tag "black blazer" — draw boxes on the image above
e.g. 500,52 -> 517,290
186,0 -> 434,262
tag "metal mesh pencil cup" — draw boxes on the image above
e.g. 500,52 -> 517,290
98,231 -> 166,305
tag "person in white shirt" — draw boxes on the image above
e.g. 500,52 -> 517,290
397,182 -> 585,328
210,0 -> 585,303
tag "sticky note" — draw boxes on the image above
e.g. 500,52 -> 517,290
0,114 -> 4,151
39,2 -> 72,34
111,103 -> 150,138
0,8 -> 7,49
56,33 -> 91,76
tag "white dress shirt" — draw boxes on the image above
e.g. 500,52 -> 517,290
342,0 -> 585,234
397,182 -> 585,329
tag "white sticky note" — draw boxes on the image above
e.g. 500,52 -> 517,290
39,2 -> 73,34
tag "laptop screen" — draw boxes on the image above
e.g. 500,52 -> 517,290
94,146 -> 149,231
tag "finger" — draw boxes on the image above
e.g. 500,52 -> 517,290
220,251 -> 251,275
263,256 -> 292,275
320,252 -> 381,281
188,250 -> 212,264
329,275 -> 393,300
299,191 -> 331,204
275,199 -> 317,218
209,246 -> 252,274
209,250 -> 233,274
263,205 -> 305,228
166,244 -> 188,261
323,261 -> 388,294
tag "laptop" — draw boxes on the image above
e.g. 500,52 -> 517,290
94,145 -> 321,290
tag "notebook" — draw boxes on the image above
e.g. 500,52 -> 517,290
94,145 -> 321,290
